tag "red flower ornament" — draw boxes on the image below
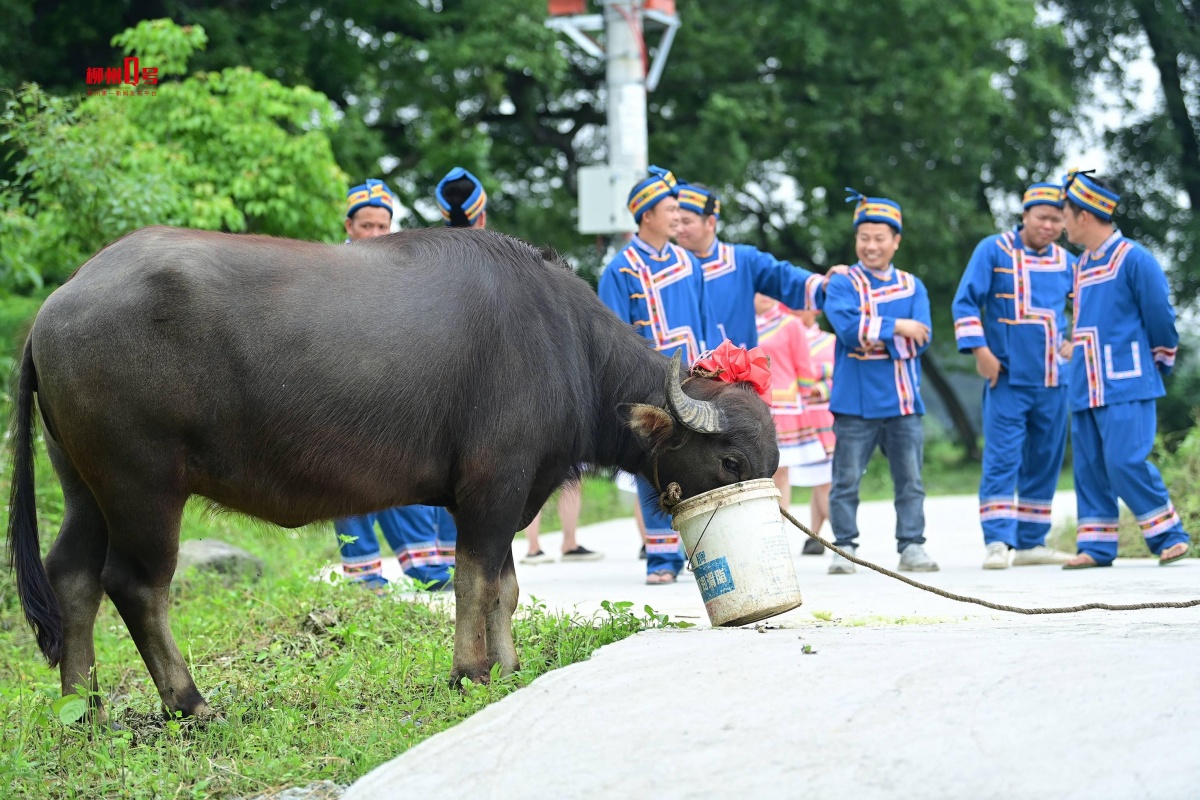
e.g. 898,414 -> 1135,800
690,339 -> 772,398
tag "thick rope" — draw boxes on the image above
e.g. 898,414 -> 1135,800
778,506 -> 1200,614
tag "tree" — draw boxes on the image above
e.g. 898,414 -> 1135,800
0,19 -> 347,290
1056,0 -> 1200,300
651,0 -> 1080,456
1,1 -> 1090,453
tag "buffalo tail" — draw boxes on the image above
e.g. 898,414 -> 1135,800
6,335 -> 62,666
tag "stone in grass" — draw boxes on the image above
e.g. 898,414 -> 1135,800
242,780 -> 347,800
175,539 -> 264,584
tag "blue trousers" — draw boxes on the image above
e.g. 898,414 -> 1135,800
829,413 -> 926,552
979,376 -> 1068,549
1072,400 -> 1188,563
637,476 -> 684,576
335,505 -> 457,586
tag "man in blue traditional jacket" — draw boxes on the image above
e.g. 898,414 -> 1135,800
822,191 -> 939,574
598,166 -> 722,584
672,182 -> 826,348
952,183 -> 1077,569
1059,171 -> 1190,568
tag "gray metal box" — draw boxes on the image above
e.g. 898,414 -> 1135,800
578,165 -> 637,234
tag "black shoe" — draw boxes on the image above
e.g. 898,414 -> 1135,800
638,544 -> 647,560
802,538 -> 825,556
561,545 -> 604,562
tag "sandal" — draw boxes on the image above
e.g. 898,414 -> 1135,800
645,571 -> 677,585
1159,542 -> 1190,566
1062,553 -> 1111,570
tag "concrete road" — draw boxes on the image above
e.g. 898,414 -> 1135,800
349,493 -> 1200,800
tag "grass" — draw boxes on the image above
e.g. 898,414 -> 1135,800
807,610 -> 962,626
0,434 -> 1047,797
0,442 -> 686,799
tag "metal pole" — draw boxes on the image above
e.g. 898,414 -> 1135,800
604,0 -> 648,202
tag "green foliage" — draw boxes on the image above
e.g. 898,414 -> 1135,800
0,19 -> 347,292
1156,333 -> 1200,440
111,17 -> 209,77
655,0 -> 1080,334
1053,0 -> 1199,304
0,1 -> 1085,288
0,574 -> 670,798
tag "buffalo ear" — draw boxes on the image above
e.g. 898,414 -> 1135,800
622,403 -> 675,449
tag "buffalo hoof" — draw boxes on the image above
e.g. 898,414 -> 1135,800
448,666 -> 492,688
161,699 -> 221,723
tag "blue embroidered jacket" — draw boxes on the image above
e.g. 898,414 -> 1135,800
695,239 -> 825,348
952,227 -> 1077,388
598,235 -> 721,364
1069,230 -> 1178,412
824,263 -> 932,419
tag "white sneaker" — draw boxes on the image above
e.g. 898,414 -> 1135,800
1012,545 -> 1073,566
982,542 -> 1011,570
828,545 -> 857,575
898,543 -> 939,572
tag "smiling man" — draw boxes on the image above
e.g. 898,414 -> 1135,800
821,191 -> 937,575
952,183 -> 1078,570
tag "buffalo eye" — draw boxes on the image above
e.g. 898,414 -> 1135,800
722,457 -> 741,476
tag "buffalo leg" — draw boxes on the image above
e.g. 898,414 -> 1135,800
42,442 -> 109,721
449,545 -> 490,685
450,500 -> 524,685
485,550 -> 520,676
99,491 -> 211,718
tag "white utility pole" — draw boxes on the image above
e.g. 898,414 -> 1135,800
546,0 -> 679,235
603,0 -> 649,210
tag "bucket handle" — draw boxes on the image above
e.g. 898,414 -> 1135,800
683,505 -> 721,572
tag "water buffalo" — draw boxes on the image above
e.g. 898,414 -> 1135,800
7,226 -> 778,720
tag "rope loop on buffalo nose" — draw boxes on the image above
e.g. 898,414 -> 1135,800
660,481 -> 683,510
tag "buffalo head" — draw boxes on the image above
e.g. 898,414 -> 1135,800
626,352 -> 780,503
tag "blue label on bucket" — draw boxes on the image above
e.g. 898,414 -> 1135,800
695,556 -> 735,603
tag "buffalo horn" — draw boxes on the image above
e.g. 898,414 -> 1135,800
665,351 -> 727,434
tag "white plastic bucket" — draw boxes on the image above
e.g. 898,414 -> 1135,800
671,478 -> 803,627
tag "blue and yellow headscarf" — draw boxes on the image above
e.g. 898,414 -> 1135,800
677,182 -> 721,219
1022,182 -> 1064,210
627,165 -> 678,223
436,167 -> 488,227
346,179 -> 395,219
1062,169 -> 1119,221
846,188 -> 902,233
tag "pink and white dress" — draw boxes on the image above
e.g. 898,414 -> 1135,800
755,302 -> 827,474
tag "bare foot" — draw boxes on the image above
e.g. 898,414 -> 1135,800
646,571 -> 677,585
1062,553 -> 1105,569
